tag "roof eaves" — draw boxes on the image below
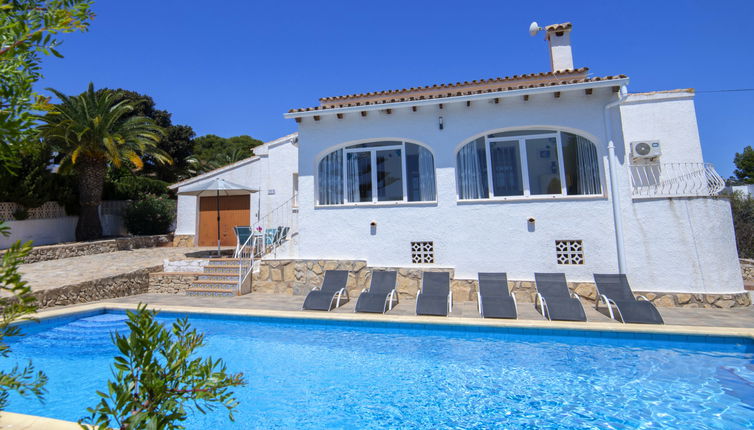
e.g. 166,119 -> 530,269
169,133 -> 299,189
284,76 -> 629,118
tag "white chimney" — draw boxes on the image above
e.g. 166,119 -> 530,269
545,22 -> 574,72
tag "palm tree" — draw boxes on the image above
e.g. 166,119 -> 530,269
38,83 -> 172,241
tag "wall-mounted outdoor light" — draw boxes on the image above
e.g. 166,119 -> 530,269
439,116 -> 444,130
527,217 -> 536,232
370,220 -> 377,236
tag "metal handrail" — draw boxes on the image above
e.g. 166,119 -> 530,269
629,162 -> 725,198
236,193 -> 298,293
250,194 -> 298,259
237,234 -> 257,293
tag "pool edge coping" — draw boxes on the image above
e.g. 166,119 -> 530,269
6,301 -> 754,428
28,301 -> 754,340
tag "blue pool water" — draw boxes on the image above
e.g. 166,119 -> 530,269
4,310 -> 754,429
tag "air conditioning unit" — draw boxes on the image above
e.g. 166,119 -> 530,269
631,141 -> 661,159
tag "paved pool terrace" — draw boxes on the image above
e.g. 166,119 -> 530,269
14,245 -> 754,330
34,291 -> 754,333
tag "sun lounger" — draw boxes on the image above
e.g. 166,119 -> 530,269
416,272 -> 452,316
355,271 -> 398,313
477,273 -> 517,319
593,274 -> 664,324
534,273 -> 586,321
302,270 -> 350,311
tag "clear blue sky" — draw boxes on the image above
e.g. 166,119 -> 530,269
37,0 -> 754,177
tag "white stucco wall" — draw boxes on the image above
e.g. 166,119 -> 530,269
619,91 -> 703,163
623,197 -> 742,294
173,134 -> 299,240
0,217 -> 78,248
293,87 -> 744,294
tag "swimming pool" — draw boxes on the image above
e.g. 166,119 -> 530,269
5,309 -> 754,429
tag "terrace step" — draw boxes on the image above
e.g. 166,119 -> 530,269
203,258 -> 242,267
186,287 -> 236,297
197,273 -> 237,282
204,265 -> 240,274
192,279 -> 237,287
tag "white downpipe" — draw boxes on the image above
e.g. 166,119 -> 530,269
604,86 -> 628,274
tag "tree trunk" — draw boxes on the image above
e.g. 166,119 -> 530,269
75,157 -> 106,241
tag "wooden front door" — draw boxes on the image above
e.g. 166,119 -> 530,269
198,195 -> 251,247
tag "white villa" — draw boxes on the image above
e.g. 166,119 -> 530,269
171,22 -> 745,305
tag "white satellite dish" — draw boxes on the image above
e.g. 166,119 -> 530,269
529,21 -> 542,37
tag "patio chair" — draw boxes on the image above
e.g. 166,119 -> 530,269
355,271 -> 398,314
233,226 -> 253,257
302,270 -> 350,311
477,273 -> 517,319
593,274 -> 664,324
416,272 -> 452,316
534,273 -> 587,321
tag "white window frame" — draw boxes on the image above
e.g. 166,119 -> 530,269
343,142 -> 408,204
460,131 -> 602,201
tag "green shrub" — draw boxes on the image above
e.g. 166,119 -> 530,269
730,191 -> 754,258
80,305 -> 245,429
11,207 -> 28,221
123,195 -> 175,236
105,175 -> 171,200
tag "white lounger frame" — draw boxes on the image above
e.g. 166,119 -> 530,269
477,291 -> 518,318
302,286 -> 349,311
415,289 -> 453,316
535,291 -> 585,321
596,293 -> 651,324
355,287 -> 399,314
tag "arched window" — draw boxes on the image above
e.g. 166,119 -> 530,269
318,141 -> 436,205
456,130 -> 602,199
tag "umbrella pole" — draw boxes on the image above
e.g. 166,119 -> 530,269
216,190 -> 221,257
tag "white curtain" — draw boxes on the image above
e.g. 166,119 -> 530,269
457,138 -> 487,199
575,136 -> 601,195
346,152 -> 360,202
417,146 -> 436,201
317,149 -> 343,205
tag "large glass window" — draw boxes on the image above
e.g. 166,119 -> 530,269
489,140 -> 523,197
526,137 -> 561,195
318,141 -> 436,205
456,130 -> 602,200
456,137 -> 488,200
346,151 -> 372,202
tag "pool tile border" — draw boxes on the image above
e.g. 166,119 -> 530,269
28,301 -> 754,341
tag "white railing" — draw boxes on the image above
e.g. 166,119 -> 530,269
236,194 -> 298,293
629,162 -> 725,198
237,234 -> 257,294
250,194 -> 298,259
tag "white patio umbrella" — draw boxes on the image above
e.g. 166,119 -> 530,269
177,178 -> 258,256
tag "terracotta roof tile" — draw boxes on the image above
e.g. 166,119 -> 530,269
287,68 -> 628,113
545,22 -> 572,32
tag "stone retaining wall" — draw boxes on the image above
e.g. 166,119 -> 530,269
148,272 -> 198,294
32,266 -> 160,309
7,234 -> 173,264
741,259 -> 754,283
252,259 -> 751,308
172,235 -> 194,247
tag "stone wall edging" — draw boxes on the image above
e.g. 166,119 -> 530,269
740,258 -> 754,283
31,265 -> 161,309
4,234 -> 173,264
252,259 -> 752,309
148,272 -> 198,294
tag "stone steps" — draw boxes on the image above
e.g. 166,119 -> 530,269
188,258 -> 242,296
197,273 -> 237,282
